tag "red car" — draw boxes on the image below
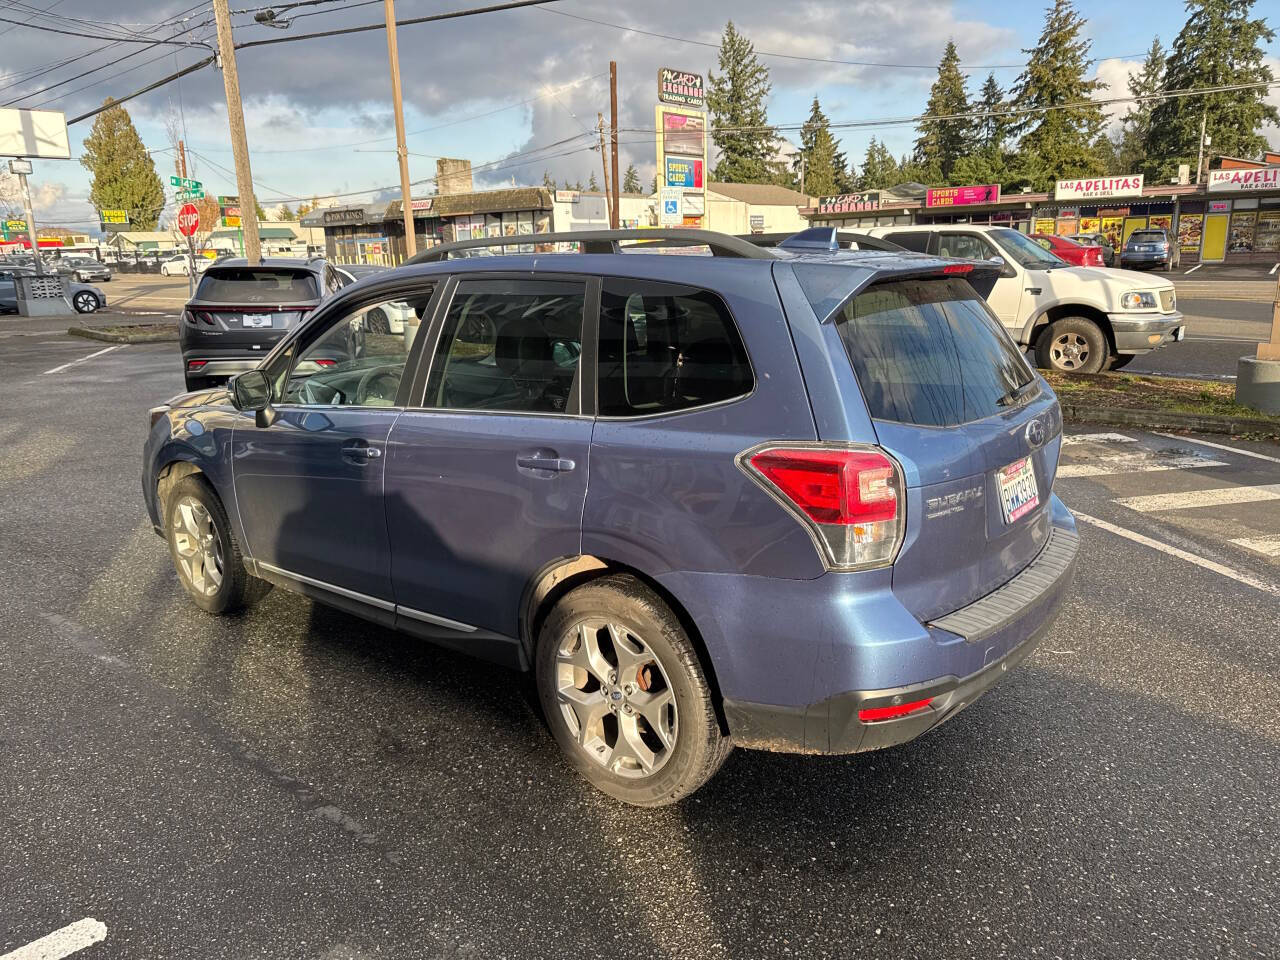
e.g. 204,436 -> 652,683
1029,233 -> 1105,267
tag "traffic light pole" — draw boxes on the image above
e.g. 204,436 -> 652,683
212,0 -> 262,266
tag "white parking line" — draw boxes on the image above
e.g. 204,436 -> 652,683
1231,535 -> 1280,558
40,345 -> 122,376
1183,263 -> 1202,274
1061,432 -> 1136,446
1152,433 -> 1280,466
1074,512 -> 1279,597
1,918 -> 107,960
1058,453 -> 1225,479
1115,483 -> 1280,513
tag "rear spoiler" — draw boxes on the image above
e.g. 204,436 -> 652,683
738,227 -> 906,253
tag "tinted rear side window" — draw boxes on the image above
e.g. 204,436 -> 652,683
598,278 -> 752,416
196,268 -> 319,303
885,231 -> 931,253
831,278 -> 1035,427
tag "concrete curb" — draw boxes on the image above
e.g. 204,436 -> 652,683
1060,402 -> 1280,438
68,325 -> 178,344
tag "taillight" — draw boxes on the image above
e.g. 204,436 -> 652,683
942,263 -> 972,275
313,358 -> 336,367
859,697 -> 934,723
182,310 -> 197,326
187,360 -> 207,370
738,444 -> 905,571
199,311 -> 215,325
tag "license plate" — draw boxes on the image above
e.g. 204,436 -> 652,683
242,315 -> 272,328
997,457 -> 1040,523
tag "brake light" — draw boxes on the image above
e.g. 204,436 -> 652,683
942,263 -> 972,275
739,445 -> 904,570
858,697 -> 934,723
187,360 -> 207,370
182,310 -> 197,326
313,358 -> 336,367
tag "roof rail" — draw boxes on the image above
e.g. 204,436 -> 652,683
403,228 -> 776,265
776,227 -> 840,252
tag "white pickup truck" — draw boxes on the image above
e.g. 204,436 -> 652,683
866,224 -> 1184,373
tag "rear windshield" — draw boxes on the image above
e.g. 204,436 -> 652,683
825,276 -> 1036,427
1129,231 -> 1166,242
195,267 -> 319,304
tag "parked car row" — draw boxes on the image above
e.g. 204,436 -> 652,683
147,227 -> 1080,806
0,264 -> 106,313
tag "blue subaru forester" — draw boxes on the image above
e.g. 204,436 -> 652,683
143,228 -> 1078,807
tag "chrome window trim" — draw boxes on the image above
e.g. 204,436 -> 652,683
396,605 -> 478,633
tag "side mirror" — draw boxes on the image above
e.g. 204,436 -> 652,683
231,370 -> 278,427
988,255 -> 1005,267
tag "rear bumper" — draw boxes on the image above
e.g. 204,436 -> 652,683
1120,252 -> 1171,266
718,500 -> 1079,755
1110,311 -> 1185,354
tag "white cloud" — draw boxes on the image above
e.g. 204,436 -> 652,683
1092,57 -> 1142,134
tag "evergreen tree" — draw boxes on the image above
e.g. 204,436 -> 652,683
79,98 -> 165,230
1009,0 -> 1109,191
253,198 -> 267,221
573,179 -> 585,191
650,173 -> 659,194
975,72 -> 1009,150
276,204 -> 296,220
622,163 -> 641,193
914,40 -> 972,183
832,143 -> 856,192
542,170 -> 557,191
1147,0 -> 1277,181
707,21 -> 780,183
1116,37 -> 1166,175
857,138 -> 900,190
793,97 -> 841,195
587,172 -> 599,191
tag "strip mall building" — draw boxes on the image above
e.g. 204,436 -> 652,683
806,155 -> 1280,266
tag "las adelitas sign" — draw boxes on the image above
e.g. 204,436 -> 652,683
1055,175 -> 1144,200
1207,165 -> 1280,192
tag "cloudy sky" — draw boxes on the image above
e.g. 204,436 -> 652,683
1,0 -> 1277,232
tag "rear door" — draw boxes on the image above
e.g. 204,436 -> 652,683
937,231 -> 1024,329
819,273 -> 1059,621
383,275 -> 594,643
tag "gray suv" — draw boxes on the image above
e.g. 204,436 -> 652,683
179,256 -> 352,389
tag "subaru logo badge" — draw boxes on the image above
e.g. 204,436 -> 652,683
1025,419 -> 1046,449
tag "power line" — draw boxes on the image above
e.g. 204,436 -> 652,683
67,56 -> 217,125
0,13 -> 214,49
537,7 -> 1151,72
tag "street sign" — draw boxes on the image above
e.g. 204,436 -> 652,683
659,188 -> 682,226
176,188 -> 204,201
176,202 -> 200,237
170,175 -> 203,190
8,158 -> 33,175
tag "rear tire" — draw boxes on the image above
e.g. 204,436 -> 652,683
1035,317 -> 1108,374
164,475 -> 272,615
365,307 -> 391,335
536,574 -> 731,807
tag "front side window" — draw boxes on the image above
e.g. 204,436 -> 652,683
280,292 -> 431,407
830,277 -> 1036,428
990,228 -> 1065,268
598,278 -> 752,417
938,233 -> 996,260
423,280 -> 585,414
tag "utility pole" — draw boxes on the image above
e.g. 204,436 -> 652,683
1194,108 -> 1207,185
597,113 -> 612,228
14,165 -> 42,274
384,0 -> 416,260
609,60 -> 620,229
212,0 -> 262,265
178,139 -> 196,296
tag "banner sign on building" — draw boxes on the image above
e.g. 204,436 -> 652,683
1177,214 -> 1203,253
664,156 -> 703,189
817,192 -> 880,214
1055,175 -> 1144,200
662,111 -> 705,157
658,68 -> 705,109
410,198 -> 434,212
1208,166 -> 1280,192
322,207 -> 365,225
554,190 -> 580,204
926,184 -> 1000,208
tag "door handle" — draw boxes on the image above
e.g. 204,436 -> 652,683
516,453 -> 575,473
341,439 -> 382,463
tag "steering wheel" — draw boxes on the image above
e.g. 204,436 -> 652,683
355,363 -> 403,405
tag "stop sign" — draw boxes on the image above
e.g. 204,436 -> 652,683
176,202 -> 200,237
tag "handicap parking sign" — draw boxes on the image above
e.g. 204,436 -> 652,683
664,199 -> 678,215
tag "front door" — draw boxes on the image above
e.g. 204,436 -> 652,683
1202,214 -> 1229,262
385,277 -> 594,641
938,231 -> 1023,328
232,290 -> 431,602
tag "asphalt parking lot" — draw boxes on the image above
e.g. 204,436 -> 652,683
1,338 -> 1278,959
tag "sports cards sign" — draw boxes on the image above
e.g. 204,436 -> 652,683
1055,175 -> 1144,201
664,156 -> 703,189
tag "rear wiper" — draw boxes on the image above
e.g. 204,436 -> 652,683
998,379 -> 1039,406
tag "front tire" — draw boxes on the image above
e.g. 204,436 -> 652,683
72,291 -> 100,313
1107,353 -> 1136,371
164,475 -> 271,615
536,574 -> 731,807
1035,317 -> 1108,374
